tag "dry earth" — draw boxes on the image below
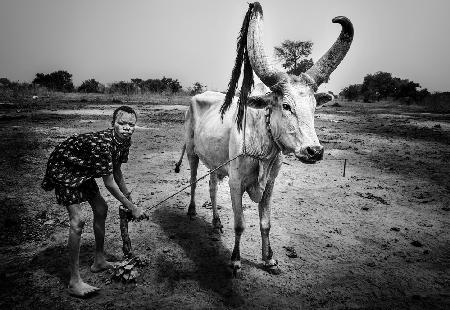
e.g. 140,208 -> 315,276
0,98 -> 449,309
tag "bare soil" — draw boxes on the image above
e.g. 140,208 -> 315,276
0,98 -> 449,309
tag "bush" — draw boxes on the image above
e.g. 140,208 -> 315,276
418,92 -> 450,113
32,70 -> 74,92
0,80 -> 36,99
107,81 -> 136,95
108,77 -> 183,95
340,71 -> 429,103
78,79 -> 103,93
340,84 -> 362,101
0,78 -> 11,87
190,82 -> 206,95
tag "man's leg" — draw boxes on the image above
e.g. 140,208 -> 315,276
88,191 -> 115,272
66,203 -> 99,297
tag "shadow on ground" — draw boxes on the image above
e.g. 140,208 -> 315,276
152,207 -> 249,308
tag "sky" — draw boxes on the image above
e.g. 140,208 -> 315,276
1,0 -> 449,94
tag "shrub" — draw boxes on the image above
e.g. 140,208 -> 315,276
78,79 -> 102,93
418,92 -> 450,113
32,70 -> 74,92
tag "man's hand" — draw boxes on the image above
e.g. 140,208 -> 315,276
131,206 -> 149,222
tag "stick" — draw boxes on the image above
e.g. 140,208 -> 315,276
119,206 -> 133,257
343,159 -> 347,177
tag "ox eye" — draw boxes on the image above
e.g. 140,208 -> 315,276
282,104 -> 292,113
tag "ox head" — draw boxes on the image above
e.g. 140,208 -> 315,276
246,2 -> 353,163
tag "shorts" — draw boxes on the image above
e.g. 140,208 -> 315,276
54,179 -> 99,206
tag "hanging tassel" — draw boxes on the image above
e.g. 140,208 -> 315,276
220,3 -> 254,126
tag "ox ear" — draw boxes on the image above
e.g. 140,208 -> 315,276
314,92 -> 333,107
247,95 -> 270,109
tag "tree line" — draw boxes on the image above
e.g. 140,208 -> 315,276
0,39 -> 312,97
1,38 -> 447,109
1,38 -> 313,97
0,71 -> 206,95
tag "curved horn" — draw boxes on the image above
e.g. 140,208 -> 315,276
247,2 -> 285,88
305,16 -> 354,89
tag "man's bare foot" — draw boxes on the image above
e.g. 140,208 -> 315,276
68,280 -> 99,298
90,260 -> 116,273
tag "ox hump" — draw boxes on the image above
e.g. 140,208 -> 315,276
191,91 -> 229,118
193,91 -> 226,107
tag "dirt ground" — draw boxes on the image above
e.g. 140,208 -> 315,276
0,97 -> 449,309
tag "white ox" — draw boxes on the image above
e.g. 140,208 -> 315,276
175,2 -> 353,274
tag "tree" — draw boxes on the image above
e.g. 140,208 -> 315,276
190,82 -> 205,95
339,71 -> 430,103
361,71 -> 396,101
33,70 -> 74,92
392,78 -> 421,100
161,77 -> 182,93
78,79 -> 101,93
106,77 -> 183,94
0,78 -> 11,87
288,59 -> 314,76
108,81 -> 135,94
340,84 -> 362,101
141,79 -> 164,93
131,78 -> 143,86
274,40 -> 314,75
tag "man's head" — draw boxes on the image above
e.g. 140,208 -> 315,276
112,106 -> 137,141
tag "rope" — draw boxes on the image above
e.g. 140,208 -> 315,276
144,153 -> 243,213
140,104 -> 348,213
142,158 -> 348,214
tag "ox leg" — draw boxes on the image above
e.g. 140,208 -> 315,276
187,153 -> 199,218
229,181 -> 244,276
259,179 -> 281,275
174,143 -> 186,173
209,172 -> 223,233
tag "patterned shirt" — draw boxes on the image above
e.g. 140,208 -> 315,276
42,128 -> 131,190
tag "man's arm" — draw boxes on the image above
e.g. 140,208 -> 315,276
102,174 -> 148,220
113,163 -> 130,198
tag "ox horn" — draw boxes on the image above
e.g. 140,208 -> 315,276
247,2 -> 286,88
305,16 -> 354,89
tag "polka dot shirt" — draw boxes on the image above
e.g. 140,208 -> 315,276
42,128 -> 131,190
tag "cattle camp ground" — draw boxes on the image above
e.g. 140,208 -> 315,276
0,92 -> 449,309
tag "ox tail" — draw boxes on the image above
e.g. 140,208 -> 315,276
174,143 -> 186,173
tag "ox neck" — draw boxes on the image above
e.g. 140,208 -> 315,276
241,106 -> 280,160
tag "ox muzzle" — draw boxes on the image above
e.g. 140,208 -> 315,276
295,145 -> 324,164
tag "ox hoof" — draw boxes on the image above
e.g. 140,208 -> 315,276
187,206 -> 196,220
229,261 -> 242,278
212,218 -> 224,234
263,260 -> 281,275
